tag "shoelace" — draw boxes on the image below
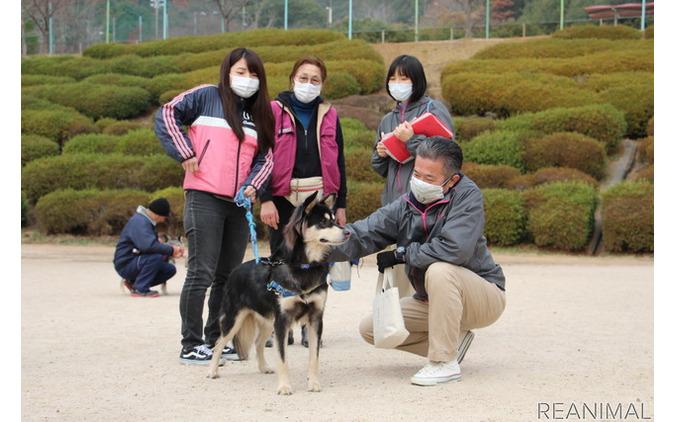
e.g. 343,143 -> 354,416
195,344 -> 213,356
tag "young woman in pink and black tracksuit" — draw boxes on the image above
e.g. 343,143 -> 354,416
155,48 -> 275,365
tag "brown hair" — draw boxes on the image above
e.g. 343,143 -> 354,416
288,56 -> 327,88
218,48 -> 275,151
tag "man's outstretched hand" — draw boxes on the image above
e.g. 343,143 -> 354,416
376,251 -> 404,273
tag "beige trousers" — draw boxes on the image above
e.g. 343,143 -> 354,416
360,262 -> 506,362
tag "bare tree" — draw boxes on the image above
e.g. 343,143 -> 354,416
212,0 -> 254,32
22,0 -> 64,53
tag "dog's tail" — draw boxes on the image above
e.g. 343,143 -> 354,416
233,314 -> 256,361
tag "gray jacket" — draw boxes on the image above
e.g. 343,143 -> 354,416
328,175 -> 505,297
371,95 -> 454,206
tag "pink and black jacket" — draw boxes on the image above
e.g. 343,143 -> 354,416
259,91 -> 347,208
155,84 -> 273,198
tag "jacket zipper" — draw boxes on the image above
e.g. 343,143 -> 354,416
197,139 -> 211,166
234,140 -> 242,194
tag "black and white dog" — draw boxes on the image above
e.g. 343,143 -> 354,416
207,192 -> 349,395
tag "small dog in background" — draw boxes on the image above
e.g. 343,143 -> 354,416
119,234 -> 184,296
207,192 -> 349,395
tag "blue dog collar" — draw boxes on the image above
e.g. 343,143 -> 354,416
267,280 -> 298,298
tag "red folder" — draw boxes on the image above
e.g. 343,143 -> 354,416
381,112 -> 454,163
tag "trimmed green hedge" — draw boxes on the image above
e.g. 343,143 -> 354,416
497,104 -> 626,152
462,130 -> 531,170
598,83 -> 653,138
29,82 -> 152,120
347,180 -> 384,222
82,73 -> 153,91
474,38 -> 645,60
506,167 -> 598,190
100,119 -> 148,135
21,191 -> 29,227
601,181 -> 653,253
21,108 -> 98,144
552,24 -> 642,40
453,116 -> 496,141
442,49 -> 653,79
83,29 -> 346,58
482,189 -> 526,246
523,132 -> 607,179
345,147 -> 380,183
462,163 -> 520,189
21,134 -> 59,166
34,188 -> 151,235
523,181 -> 596,251
630,165 -> 653,183
63,129 -> 164,157
22,154 -> 182,203
22,74 -> 76,86
442,72 -> 601,117
342,118 -> 376,150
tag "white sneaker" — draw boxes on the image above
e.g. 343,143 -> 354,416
410,360 -> 461,386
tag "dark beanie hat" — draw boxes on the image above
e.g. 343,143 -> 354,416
148,198 -> 171,217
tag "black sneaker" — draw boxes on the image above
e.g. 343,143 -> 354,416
179,344 -> 216,365
206,344 -> 241,361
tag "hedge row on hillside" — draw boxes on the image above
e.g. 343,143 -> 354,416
552,24 -> 643,40
23,39 -> 382,80
474,38 -> 645,60
496,104 -> 626,152
21,134 -> 59,166
83,29 -> 346,58
21,108 -> 98,144
28,82 -> 152,120
22,154 -> 182,203
62,129 -> 164,156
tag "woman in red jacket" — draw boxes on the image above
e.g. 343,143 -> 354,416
155,48 -> 275,365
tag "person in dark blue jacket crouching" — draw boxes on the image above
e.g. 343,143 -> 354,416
113,198 -> 184,298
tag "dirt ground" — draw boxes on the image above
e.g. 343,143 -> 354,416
22,243 -> 653,421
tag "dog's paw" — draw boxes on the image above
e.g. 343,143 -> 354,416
276,384 -> 293,395
307,379 -> 322,392
259,365 -> 274,374
207,371 -> 220,379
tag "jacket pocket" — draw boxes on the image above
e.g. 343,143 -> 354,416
197,139 -> 211,166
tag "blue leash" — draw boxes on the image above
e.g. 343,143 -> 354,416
234,187 -> 260,264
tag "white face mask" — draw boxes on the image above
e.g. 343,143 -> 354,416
230,75 -> 260,98
410,175 -> 449,204
388,82 -> 413,102
293,82 -> 322,103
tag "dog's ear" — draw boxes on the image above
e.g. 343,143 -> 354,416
320,193 -> 336,210
283,206 -> 304,249
302,191 -> 320,214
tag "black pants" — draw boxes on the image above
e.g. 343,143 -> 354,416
180,190 -> 248,349
268,196 -> 297,256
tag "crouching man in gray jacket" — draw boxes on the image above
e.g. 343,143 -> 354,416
328,137 -> 506,386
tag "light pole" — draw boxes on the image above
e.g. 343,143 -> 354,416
48,1 -> 54,53
193,11 -> 197,34
348,0 -> 352,40
485,0 -> 490,39
326,7 -> 332,27
640,0 -> 646,31
163,0 -> 169,39
105,0 -> 110,44
284,0 -> 288,30
139,15 -> 143,42
560,0 -> 564,30
414,0 -> 419,42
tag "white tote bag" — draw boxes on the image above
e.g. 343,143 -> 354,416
373,268 -> 409,349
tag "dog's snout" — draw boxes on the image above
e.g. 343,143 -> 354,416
343,230 -> 351,238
